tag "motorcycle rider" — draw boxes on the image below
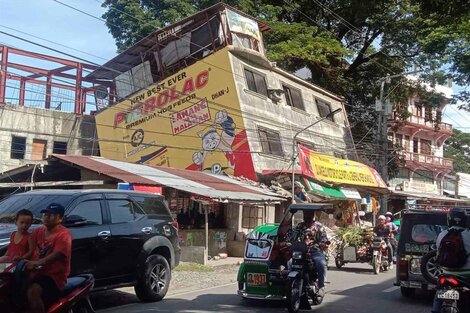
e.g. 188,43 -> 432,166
373,215 -> 394,269
298,210 -> 329,299
385,211 -> 398,263
431,208 -> 470,313
24,203 -> 72,313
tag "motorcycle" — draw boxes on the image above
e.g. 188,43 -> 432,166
286,239 -> 325,313
435,273 -> 470,313
371,236 -> 389,275
0,257 -> 95,313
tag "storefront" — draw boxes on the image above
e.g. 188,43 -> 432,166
0,155 -> 286,260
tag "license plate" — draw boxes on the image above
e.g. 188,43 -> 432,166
247,273 -> 267,287
437,290 -> 460,300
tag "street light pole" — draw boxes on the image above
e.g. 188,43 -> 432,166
291,108 -> 343,204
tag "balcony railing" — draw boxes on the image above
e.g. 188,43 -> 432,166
392,113 -> 453,132
400,151 -> 453,168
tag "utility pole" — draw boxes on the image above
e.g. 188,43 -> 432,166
375,70 -> 422,214
376,76 -> 391,215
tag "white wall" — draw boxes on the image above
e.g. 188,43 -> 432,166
0,105 -> 97,172
228,49 -> 354,174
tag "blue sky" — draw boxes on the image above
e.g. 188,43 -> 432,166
1,0 -> 469,131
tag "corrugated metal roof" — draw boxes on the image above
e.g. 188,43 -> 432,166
52,155 -> 284,202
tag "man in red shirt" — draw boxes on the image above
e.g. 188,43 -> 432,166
24,203 -> 72,313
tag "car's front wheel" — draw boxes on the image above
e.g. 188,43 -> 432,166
135,254 -> 171,302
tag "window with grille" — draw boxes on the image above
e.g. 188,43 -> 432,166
244,69 -> 268,97
282,84 -> 304,110
53,141 -> 67,154
11,136 -> 26,159
258,128 -> 283,156
316,99 -> 334,121
242,205 -> 263,229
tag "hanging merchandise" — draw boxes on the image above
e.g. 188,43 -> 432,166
371,197 -> 378,214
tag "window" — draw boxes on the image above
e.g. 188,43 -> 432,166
70,200 -> 103,225
258,128 -> 283,156
108,199 -> 137,224
316,99 -> 334,121
404,135 -> 410,151
411,224 -> 446,244
242,205 -> 263,229
282,84 -> 304,110
415,104 -> 423,117
420,139 -> 431,155
413,138 -> 419,153
132,196 -> 169,216
394,134 -> 403,147
11,136 -> 26,159
31,139 -> 47,160
53,141 -> 67,154
244,69 -> 268,97
425,107 -> 433,121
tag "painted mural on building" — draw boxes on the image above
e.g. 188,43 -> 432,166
95,48 -> 256,180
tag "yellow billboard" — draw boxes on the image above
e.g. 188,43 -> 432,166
298,145 -> 387,188
95,48 -> 256,180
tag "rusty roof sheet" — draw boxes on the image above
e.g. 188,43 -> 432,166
52,155 -> 284,202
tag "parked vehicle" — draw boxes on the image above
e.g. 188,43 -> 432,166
0,189 -> 181,302
394,209 -> 448,297
237,203 -> 331,304
0,257 -> 95,312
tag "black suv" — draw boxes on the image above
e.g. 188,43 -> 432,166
0,189 -> 180,302
395,209 -> 447,297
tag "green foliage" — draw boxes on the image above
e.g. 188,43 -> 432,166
444,129 -> 470,174
335,227 -> 373,247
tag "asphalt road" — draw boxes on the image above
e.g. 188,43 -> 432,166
96,263 -> 435,313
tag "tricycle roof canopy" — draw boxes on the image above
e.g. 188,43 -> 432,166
288,203 -> 333,212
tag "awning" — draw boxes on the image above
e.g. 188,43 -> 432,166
51,155 -> 284,203
303,178 -> 361,200
390,190 -> 470,203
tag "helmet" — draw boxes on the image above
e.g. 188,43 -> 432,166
447,208 -> 468,228
378,215 -> 386,220
385,211 -> 393,217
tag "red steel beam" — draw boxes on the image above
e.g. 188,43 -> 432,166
9,62 -> 78,81
0,46 -> 8,103
28,65 -> 74,79
8,74 -> 76,91
8,47 -> 79,67
75,63 -> 83,114
45,75 -> 52,109
19,78 -> 26,106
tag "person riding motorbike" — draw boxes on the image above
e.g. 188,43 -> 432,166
373,215 -> 394,269
431,208 -> 470,313
24,203 -> 72,313
297,211 -> 329,299
385,212 -> 398,263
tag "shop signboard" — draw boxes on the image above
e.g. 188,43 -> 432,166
402,181 -> 438,194
95,48 -> 256,180
298,145 -> 387,188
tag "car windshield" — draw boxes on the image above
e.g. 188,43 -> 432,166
411,224 -> 447,243
0,194 -> 73,224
